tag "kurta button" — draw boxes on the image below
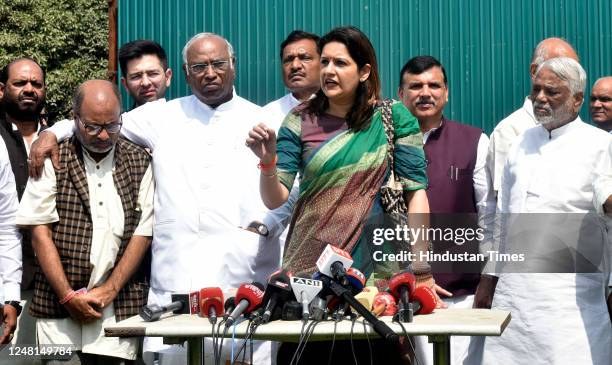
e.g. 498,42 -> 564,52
98,183 -> 101,187
99,201 -> 103,206
96,165 -> 100,169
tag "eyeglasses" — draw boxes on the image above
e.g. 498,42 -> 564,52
77,116 -> 123,136
187,60 -> 230,74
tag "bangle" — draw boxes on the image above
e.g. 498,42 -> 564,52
59,290 -> 77,305
258,156 -> 277,170
262,168 -> 277,177
59,287 -> 88,305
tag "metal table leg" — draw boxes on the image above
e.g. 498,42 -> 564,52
429,335 -> 451,365
187,337 -> 203,365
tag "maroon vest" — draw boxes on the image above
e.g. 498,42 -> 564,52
423,118 -> 482,296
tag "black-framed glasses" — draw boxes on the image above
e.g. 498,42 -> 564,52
187,60 -> 230,74
77,116 -> 123,136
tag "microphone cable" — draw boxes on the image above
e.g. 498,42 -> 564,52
232,318 -> 259,364
350,316 -> 359,365
210,321 -> 218,365
362,320 -> 373,365
215,318 -> 229,365
393,316 -> 422,365
293,319 -> 321,365
289,319 -> 309,365
326,319 -> 339,365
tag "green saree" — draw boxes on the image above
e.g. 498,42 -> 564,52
276,100 -> 427,276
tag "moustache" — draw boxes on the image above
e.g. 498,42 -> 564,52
416,99 -> 434,106
533,101 -> 552,113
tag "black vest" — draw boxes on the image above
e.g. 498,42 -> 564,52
0,116 -> 30,199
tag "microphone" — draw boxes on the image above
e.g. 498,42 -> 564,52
290,277 -> 323,321
316,244 -> 353,284
334,267 -> 366,319
410,286 -> 436,316
388,270 -> 416,322
372,292 -> 398,317
346,268 -> 366,293
261,270 -> 294,323
310,271 -> 332,320
140,293 -> 198,322
314,247 -> 399,344
225,282 -> 265,327
199,287 -> 224,324
224,297 -> 236,319
281,301 -> 303,321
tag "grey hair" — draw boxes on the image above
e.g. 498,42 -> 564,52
72,81 -> 122,115
535,57 -> 587,96
181,32 -> 235,65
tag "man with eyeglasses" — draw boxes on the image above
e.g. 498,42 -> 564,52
30,33 -> 277,364
16,79 -> 154,364
119,40 -> 173,109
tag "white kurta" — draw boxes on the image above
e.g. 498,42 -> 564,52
483,117 -> 612,365
0,138 -> 22,304
487,97 -> 538,192
16,149 -> 154,360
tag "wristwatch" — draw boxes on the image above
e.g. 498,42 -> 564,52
246,221 -> 269,237
4,301 -> 22,317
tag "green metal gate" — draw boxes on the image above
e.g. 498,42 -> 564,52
118,0 -> 612,133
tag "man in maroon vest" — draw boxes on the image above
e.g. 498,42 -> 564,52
398,56 -> 495,365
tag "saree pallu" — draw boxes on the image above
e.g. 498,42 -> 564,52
276,101 -> 427,276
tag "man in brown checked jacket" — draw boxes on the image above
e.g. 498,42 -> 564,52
16,80 -> 154,365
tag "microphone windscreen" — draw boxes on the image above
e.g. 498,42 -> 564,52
235,282 -> 265,313
224,297 -> 236,312
373,292 -> 398,316
412,286 -> 436,315
388,271 -> 416,299
346,268 -> 366,293
355,286 -> 379,311
316,244 -> 353,277
199,287 -> 224,317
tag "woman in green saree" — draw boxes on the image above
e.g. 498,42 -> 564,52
247,26 -> 434,292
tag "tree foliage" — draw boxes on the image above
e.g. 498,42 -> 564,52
0,0 -> 108,122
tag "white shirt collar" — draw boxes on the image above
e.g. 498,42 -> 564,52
82,146 -> 115,169
193,88 -> 238,113
422,118 -> 445,144
536,115 -> 581,139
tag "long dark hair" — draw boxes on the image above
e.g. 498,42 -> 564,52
306,26 -> 381,131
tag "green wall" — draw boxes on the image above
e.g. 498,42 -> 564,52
118,0 -> 612,133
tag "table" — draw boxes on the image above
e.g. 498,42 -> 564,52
105,308 -> 511,365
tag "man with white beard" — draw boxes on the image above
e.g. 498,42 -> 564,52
482,57 -> 612,365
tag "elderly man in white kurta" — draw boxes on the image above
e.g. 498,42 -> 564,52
32,33 -> 277,365
487,38 -> 579,193
482,58 -> 612,365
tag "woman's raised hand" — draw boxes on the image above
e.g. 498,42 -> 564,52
246,123 -> 277,163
